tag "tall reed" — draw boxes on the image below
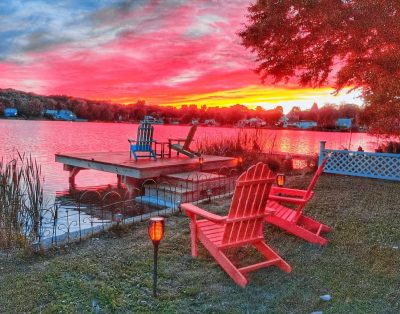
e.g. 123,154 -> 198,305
381,141 -> 400,154
0,152 -> 44,249
196,129 -> 281,171
196,129 -> 268,155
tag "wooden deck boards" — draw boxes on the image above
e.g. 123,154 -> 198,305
55,151 -> 237,179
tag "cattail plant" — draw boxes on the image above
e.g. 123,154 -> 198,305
196,129 -> 270,156
196,129 -> 281,171
0,152 -> 44,249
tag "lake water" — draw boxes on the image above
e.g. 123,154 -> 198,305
0,120 -> 379,199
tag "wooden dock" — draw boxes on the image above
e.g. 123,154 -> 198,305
55,151 -> 237,191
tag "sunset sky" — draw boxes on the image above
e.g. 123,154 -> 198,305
0,0 -> 362,112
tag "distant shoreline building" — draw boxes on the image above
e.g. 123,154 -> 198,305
285,120 -> 317,129
141,115 -> 164,124
237,117 -> 266,128
3,108 -> 17,117
294,120 -> 318,129
44,109 -> 77,121
204,119 -> 217,126
277,115 -> 289,127
336,118 -> 353,129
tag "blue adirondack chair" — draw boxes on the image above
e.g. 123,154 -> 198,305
128,122 -> 157,161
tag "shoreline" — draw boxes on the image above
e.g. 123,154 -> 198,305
0,117 -> 366,134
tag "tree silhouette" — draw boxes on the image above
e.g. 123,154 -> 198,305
239,0 -> 400,137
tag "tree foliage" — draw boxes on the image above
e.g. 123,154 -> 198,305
239,0 -> 400,137
0,88 -> 283,126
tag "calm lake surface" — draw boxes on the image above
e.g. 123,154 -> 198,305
0,120 -> 379,199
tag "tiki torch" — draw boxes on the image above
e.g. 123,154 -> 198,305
148,217 -> 165,297
276,173 -> 285,187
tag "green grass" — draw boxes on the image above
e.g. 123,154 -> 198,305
0,175 -> 399,313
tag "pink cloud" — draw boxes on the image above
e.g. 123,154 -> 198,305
0,1 -> 358,109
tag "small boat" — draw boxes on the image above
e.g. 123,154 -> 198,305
141,115 -> 164,124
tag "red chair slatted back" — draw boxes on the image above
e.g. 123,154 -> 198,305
305,157 -> 328,199
222,163 -> 275,246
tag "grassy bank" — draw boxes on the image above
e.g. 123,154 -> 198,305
0,174 -> 399,313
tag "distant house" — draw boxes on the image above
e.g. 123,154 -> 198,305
57,110 -> 77,121
294,120 -> 317,129
248,117 -> 266,127
236,119 -> 247,128
44,109 -> 77,121
336,118 -> 353,129
142,115 -> 163,124
4,108 -> 17,117
44,109 -> 58,119
237,117 -> 266,128
204,119 -> 217,126
277,115 -> 289,127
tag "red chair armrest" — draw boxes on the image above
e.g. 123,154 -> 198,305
271,186 -> 307,197
181,203 -> 226,223
269,195 -> 308,205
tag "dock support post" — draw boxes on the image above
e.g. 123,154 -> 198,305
124,176 -> 145,199
64,165 -> 82,192
117,175 -> 123,189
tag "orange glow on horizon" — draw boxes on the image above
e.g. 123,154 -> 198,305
100,85 -> 361,113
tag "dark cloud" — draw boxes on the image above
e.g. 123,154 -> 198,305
22,32 -> 71,52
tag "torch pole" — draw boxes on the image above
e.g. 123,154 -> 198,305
153,242 -> 159,297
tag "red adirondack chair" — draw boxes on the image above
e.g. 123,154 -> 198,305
266,158 -> 331,245
181,162 -> 291,287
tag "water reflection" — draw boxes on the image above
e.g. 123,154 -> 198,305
0,120 -> 379,197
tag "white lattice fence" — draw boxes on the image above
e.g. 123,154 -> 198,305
318,141 -> 400,181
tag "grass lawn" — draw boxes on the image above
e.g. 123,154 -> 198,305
0,174 -> 399,313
